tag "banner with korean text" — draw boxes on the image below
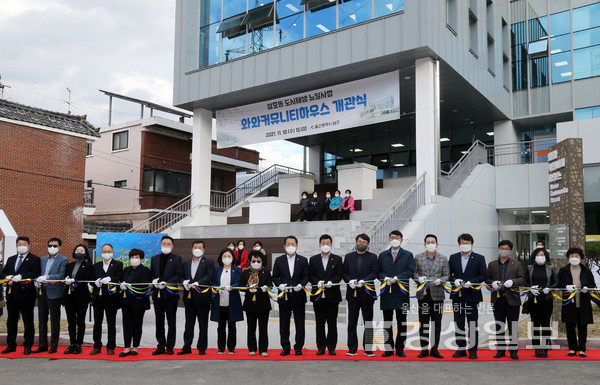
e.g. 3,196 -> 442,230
216,71 -> 400,148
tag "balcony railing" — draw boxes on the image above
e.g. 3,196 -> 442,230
84,188 -> 94,205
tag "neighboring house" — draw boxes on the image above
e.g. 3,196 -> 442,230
0,99 -> 99,256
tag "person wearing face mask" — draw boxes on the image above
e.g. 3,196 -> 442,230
524,247 -> 558,358
252,241 -> 268,260
119,249 -> 152,357
343,233 -> 380,357
306,191 -> 321,221
0,236 -> 41,355
309,234 -> 343,355
377,230 -> 415,358
63,244 -> 94,354
320,191 -> 333,220
241,250 -> 272,356
226,241 -> 236,252
150,235 -> 183,356
448,233 -> 487,360
486,240 -> 525,360
339,189 -> 355,220
558,247 -> 596,358
296,192 -> 310,222
329,190 -> 343,220
529,240 -> 549,265
234,240 -> 248,269
271,235 -> 310,356
34,237 -> 68,354
211,249 -> 243,354
90,243 -> 123,356
179,240 -> 214,355
413,234 -> 449,359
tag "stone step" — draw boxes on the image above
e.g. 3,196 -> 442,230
382,177 -> 416,189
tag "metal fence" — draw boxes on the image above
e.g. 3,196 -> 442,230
439,140 -> 488,198
127,195 -> 192,233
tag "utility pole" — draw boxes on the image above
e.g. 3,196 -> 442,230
65,87 -> 72,114
0,75 -> 11,99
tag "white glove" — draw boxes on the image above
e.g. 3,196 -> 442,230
349,280 -> 356,290
581,286 -> 589,293
152,278 -> 159,288
566,285 -> 576,291
225,285 -> 232,292
261,285 -> 268,292
503,279 -> 513,288
463,281 -> 472,289
218,289 -> 224,295
530,288 -> 540,296
278,283 -> 286,291
158,281 -> 166,290
434,279 -> 441,286
542,287 -> 550,295
95,278 -> 102,288
34,281 -> 42,289
120,282 -> 127,291
325,281 -> 333,288
101,276 -> 111,285
183,280 -> 190,290
249,288 -> 257,293
358,280 -> 365,288
491,281 -> 501,289
65,277 -> 75,285
192,281 -> 199,288
293,284 -> 302,292
36,275 -> 48,283
317,280 -> 325,288
454,279 -> 463,287
418,276 -> 426,284
12,274 -> 22,283
391,276 -> 398,283
384,277 -> 392,286
5,275 -> 13,280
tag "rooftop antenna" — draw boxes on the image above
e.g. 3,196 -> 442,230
65,87 -> 72,114
0,75 -> 11,99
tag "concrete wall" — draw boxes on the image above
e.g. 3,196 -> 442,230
495,163 -> 550,209
557,117 -> 600,165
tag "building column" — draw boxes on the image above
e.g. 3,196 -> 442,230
308,145 -> 321,184
493,120 -> 519,165
415,57 -> 440,203
190,108 -> 212,226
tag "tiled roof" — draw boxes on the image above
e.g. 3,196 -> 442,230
0,99 -> 100,137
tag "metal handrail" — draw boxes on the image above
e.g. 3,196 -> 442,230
366,173 -> 427,254
439,141 -> 488,197
127,195 -> 192,233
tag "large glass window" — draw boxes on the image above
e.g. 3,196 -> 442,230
572,3 -> 600,32
550,34 -> 570,54
277,12 -> 304,46
143,167 -> 191,196
339,0 -> 372,29
223,33 -> 247,62
573,27 -> 600,50
306,1 -> 336,38
112,131 -> 128,151
199,23 -> 220,67
574,45 -> 600,79
549,10 -> 570,36
224,1 -> 247,20
200,0 -> 222,27
575,106 -> 600,120
551,51 -> 571,83
375,0 -> 404,18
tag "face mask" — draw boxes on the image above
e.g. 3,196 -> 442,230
102,253 -> 113,261
222,258 -> 233,266
74,252 -> 85,260
228,246 -> 235,251
254,246 -> 261,251
130,258 -> 141,267
356,244 -> 368,252
535,245 -> 542,249
335,193 -> 340,197
320,245 -> 331,254
48,246 -> 59,255
535,256 -> 546,265
238,245 -> 244,250
192,249 -> 203,258
569,257 -> 581,266
285,246 -> 297,255
161,247 -> 172,255
390,239 -> 401,248
17,246 -> 28,255
326,194 -> 331,198
251,262 -> 262,270
498,250 -> 511,258
425,244 -> 437,253
460,244 -> 472,253
302,195 -> 307,199
313,194 -> 318,198
345,193 -> 350,198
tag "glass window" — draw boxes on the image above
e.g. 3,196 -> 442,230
86,142 -> 92,156
200,0 -> 222,27
528,39 -> 547,55
112,131 -> 128,151
224,0 -> 247,20
530,56 -> 549,87
155,170 -> 167,193
549,10 -> 570,36
528,16 -> 548,42
550,34 -> 570,54
551,51 -> 571,83
167,172 -> 179,195
574,45 -> 600,79
572,3 -> 600,32
573,26 -> 600,50
375,0 -> 405,18
277,0 -> 303,18
306,2 -> 336,38
199,23 -> 220,67
277,13 -> 304,46
446,0 -> 458,32
584,165 -> 600,202
576,106 -> 600,121
114,180 -> 127,188
499,209 -> 530,226
223,33 -> 247,62
143,169 -> 153,192
339,0 -> 372,29
531,210 -> 549,225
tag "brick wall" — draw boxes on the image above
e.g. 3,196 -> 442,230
0,121 -> 87,257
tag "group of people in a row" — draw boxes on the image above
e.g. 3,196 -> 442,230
0,232 -> 596,360
296,189 -> 354,221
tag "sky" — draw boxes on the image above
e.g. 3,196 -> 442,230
0,0 -> 304,170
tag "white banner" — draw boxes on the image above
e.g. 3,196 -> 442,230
216,71 -> 400,148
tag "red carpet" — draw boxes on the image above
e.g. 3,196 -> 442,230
1,346 -> 599,361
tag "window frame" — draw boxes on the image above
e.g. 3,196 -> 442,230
111,130 -> 129,152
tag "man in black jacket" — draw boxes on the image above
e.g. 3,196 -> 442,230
309,234 -> 343,355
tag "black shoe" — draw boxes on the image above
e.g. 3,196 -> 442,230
33,346 -> 48,354
430,350 -> 444,359
119,351 -> 131,357
130,351 -> 138,356
1,346 -> 16,354
534,349 -> 541,357
493,351 -> 505,358
294,350 -> 303,356
280,350 -> 290,356
540,350 -> 548,358
567,350 -> 576,356
23,347 -> 32,355
72,345 -> 82,354
418,350 -> 429,358
167,349 -> 174,355
107,349 -> 115,355
328,351 -> 336,356
198,351 -> 206,355
452,350 -> 467,358
152,348 -> 166,356
316,349 -> 325,356
48,347 -> 57,354
364,351 -> 375,357
178,348 -> 192,355
382,351 -> 394,357
89,348 -> 101,355
510,352 -> 519,360
396,350 -> 406,357
64,346 -> 74,354
579,351 -> 587,358
468,352 -> 478,360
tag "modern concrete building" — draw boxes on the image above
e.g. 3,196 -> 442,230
167,0 -> 600,262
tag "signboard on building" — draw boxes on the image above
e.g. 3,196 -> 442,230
96,232 -> 166,268
216,71 -> 400,148
550,224 -> 570,259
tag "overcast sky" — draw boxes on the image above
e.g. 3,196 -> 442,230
0,0 -> 304,170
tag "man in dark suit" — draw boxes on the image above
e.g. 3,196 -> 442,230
309,234 -> 343,355
271,235 -> 309,356
0,236 -> 41,355
90,243 -> 123,355
343,233 -> 380,357
150,235 -> 183,355
486,240 -> 525,360
448,233 -> 488,360
34,237 -> 68,354
378,230 -> 415,357
178,240 -> 214,355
